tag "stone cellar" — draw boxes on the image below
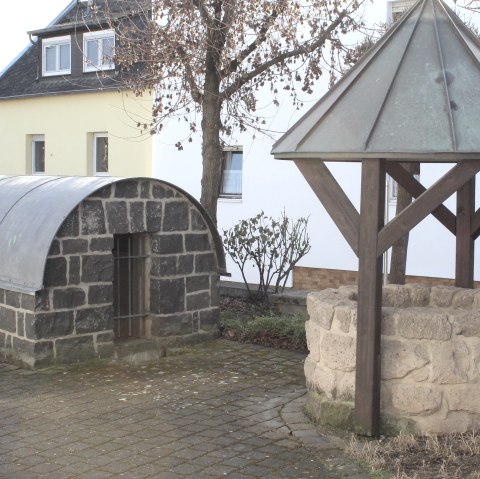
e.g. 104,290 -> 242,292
0,176 -> 225,368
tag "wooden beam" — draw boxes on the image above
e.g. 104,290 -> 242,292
471,208 -> 480,240
355,158 -> 385,437
456,178 -> 475,288
295,159 -> 360,256
378,160 -> 480,256
385,162 -> 456,235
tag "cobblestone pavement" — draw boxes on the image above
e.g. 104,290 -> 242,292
0,340 -> 370,479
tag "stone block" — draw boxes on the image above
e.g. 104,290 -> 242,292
391,384 -> 442,415
76,306 -> 113,334
191,209 -> 207,231
383,284 -> 411,308
0,307 -> 17,333
305,320 -> 324,361
115,181 -> 138,198
20,293 -> 35,311
152,184 -> 167,198
337,372 -> 355,401
151,235 -> 183,254
150,313 -> 193,336
130,202 -> 145,232
81,255 -> 113,283
430,340 -> 469,384
146,201 -> 162,231
57,209 -> 79,237
12,338 -> 54,368
187,292 -> 210,311
381,338 -> 429,380
447,385 -> 480,414
396,308 -> 451,340
452,289 -> 476,309
53,288 -> 86,309
17,313 -> 24,337
5,291 -> 20,308
49,240 -> 60,256
140,181 -> 150,198
163,201 -> 189,232
210,275 -> 219,306
320,400 -> 355,430
321,333 -> 356,372
333,305 -> 352,333
186,275 -> 210,293
381,308 -> 397,336
90,185 -> 112,198
35,290 -> 50,311
44,257 -> 67,287
430,286 -> 456,308
405,284 -> 431,307
88,285 -> 113,305
69,256 -> 81,285
55,336 -> 95,363
195,253 -> 216,273
106,201 -> 129,234
450,311 -> 480,337
150,278 -> 185,314
96,331 -> 115,343
151,256 -> 177,276
178,255 -> 194,274
26,311 -> 74,339
199,308 -> 220,331
185,234 -> 211,252
81,200 -> 106,235
311,364 -> 337,399
90,237 -> 114,252
62,239 -> 88,254
307,293 -> 335,330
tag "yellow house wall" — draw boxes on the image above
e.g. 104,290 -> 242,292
0,90 -> 152,177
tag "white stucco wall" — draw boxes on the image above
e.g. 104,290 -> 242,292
152,0 -> 480,285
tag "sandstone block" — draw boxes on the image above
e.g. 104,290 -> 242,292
452,289 -> 475,309
321,333 -> 355,372
333,305 -> 352,333
381,338 -> 429,380
383,284 -> 411,308
391,384 -> 442,415
430,286 -> 456,308
381,308 -> 397,336
405,284 -> 430,307
447,385 -> 480,414
305,320 -> 324,361
396,308 -> 451,340
307,293 -> 335,330
450,311 -> 480,337
430,340 -> 468,384
311,365 -> 336,399
336,371 -> 355,401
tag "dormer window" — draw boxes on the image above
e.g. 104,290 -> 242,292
42,36 -> 71,76
83,30 -> 115,72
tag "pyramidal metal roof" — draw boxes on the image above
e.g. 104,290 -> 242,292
272,0 -> 480,161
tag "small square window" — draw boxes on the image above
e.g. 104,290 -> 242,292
32,135 -> 45,175
93,133 -> 109,175
42,36 -> 71,76
84,30 -> 115,72
220,149 -> 243,198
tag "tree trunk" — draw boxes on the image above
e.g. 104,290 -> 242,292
200,62 -> 223,225
389,162 -> 420,284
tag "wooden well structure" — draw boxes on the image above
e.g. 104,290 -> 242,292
272,0 -> 480,435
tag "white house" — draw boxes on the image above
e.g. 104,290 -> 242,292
153,0 -> 480,289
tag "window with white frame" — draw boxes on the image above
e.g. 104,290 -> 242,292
388,173 -> 420,203
93,133 -> 109,175
387,0 -> 415,23
42,36 -> 71,76
32,135 -> 45,174
220,149 -> 243,198
83,30 -> 115,72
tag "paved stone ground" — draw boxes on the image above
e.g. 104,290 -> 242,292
0,340 -> 370,479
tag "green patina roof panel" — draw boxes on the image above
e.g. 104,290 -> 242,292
272,0 -> 480,161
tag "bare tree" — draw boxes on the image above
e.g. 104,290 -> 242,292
98,0 -> 365,223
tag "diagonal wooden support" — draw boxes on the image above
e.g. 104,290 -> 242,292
378,160 -> 480,256
385,162 -> 456,234
471,208 -> 480,240
295,159 -> 360,256
456,177 -> 475,288
355,158 -> 385,437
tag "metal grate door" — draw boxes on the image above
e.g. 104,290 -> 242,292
112,234 -> 147,339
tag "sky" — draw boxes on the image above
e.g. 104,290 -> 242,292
0,0 -> 72,73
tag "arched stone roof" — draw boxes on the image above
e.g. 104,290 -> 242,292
0,176 -> 225,293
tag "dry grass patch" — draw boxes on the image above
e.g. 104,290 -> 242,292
346,431 -> 480,478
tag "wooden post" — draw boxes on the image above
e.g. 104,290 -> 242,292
455,177 -> 475,288
355,158 -> 385,436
